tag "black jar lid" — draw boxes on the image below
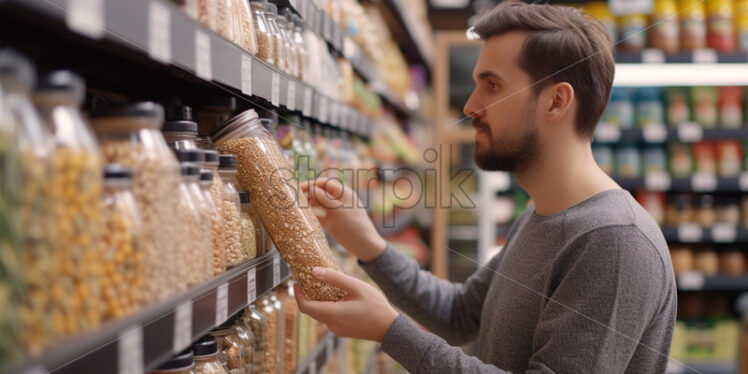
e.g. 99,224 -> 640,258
176,149 -> 206,163
104,164 -> 133,180
218,154 -> 237,169
90,101 -> 165,121
200,169 -> 214,182
165,105 -> 193,122
163,120 -> 198,134
181,162 -> 201,176
239,191 -> 250,204
155,349 -> 193,370
192,336 -> 218,356
36,70 -> 85,101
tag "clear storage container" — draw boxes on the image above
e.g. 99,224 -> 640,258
193,336 -> 228,374
149,349 -> 195,374
91,102 -> 181,303
239,191 -> 259,260
292,15 -> 308,82
264,3 -> 287,71
0,50 -> 54,354
250,1 -> 275,65
216,0 -> 235,41
211,109 -> 345,302
233,0 -> 259,55
210,317 -> 245,373
267,291 -> 287,374
202,151 -> 228,275
277,280 -> 299,374
200,168 -> 226,275
197,0 -> 217,31
178,162 -> 208,288
163,105 -> 200,151
178,150 -> 215,282
277,15 -> 298,76
257,294 -> 283,374
234,309 -> 255,373
35,70 -> 106,337
0,63 -> 22,363
101,165 -> 144,320
218,155 -> 245,267
245,304 -> 269,374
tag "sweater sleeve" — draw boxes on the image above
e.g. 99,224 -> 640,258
360,243 -> 501,345
378,226 -> 672,374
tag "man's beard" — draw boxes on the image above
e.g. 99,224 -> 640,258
473,109 -> 540,173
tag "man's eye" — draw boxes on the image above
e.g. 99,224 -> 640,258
488,81 -> 497,89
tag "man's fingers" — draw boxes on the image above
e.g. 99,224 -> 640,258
311,267 -> 360,295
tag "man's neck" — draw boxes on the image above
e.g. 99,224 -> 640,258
515,144 -> 620,216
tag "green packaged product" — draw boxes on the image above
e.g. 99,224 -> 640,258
665,87 -> 691,126
669,143 -> 694,177
691,86 -> 719,127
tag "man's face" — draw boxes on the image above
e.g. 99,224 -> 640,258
463,32 -> 542,173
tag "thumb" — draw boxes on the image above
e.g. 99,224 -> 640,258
311,267 -> 359,295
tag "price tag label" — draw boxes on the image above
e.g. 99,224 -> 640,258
271,72 -> 280,107
331,101 -> 339,127
67,0 -> 105,39
319,96 -> 329,124
287,80 -> 297,111
609,0 -> 653,15
642,124 -> 667,142
340,106 -> 349,130
677,123 -> 703,142
641,49 -> 665,64
678,271 -> 705,290
273,253 -> 281,285
118,326 -> 144,374
343,37 -> 356,59
195,31 -> 212,80
215,282 -> 229,325
644,172 -> 671,191
678,223 -> 703,242
303,87 -> 313,117
693,48 -> 718,63
241,55 -> 253,96
692,172 -> 718,192
712,224 -> 737,243
594,123 -> 621,142
739,172 -> 748,191
247,268 -> 257,302
148,2 -> 171,64
173,301 -> 193,352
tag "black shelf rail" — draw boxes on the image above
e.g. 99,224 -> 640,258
7,251 -> 290,374
614,175 -> 748,193
594,124 -> 748,144
666,360 -> 737,374
0,0 -> 375,138
661,225 -> 748,243
676,273 -> 748,291
294,332 -> 342,374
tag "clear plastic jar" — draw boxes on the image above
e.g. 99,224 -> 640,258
163,105 -> 199,151
35,70 -> 106,337
0,60 -> 22,363
91,102 -> 181,303
292,15 -> 308,81
149,349 -> 195,374
101,165 -> 144,320
0,50 -> 54,354
277,16 -> 298,76
178,150 -> 214,282
250,1 -> 275,65
233,0 -> 258,55
234,310 -> 255,374
218,155 -> 245,267
202,151 -> 228,274
210,317 -> 245,373
239,191 -> 259,260
215,0 -> 235,41
193,336 -> 228,374
264,3 -> 287,71
257,293 -> 284,374
245,304 -> 269,374
211,109 -> 344,302
200,168 -> 226,275
197,0 -> 217,31
178,163 -> 207,288
277,281 -> 299,374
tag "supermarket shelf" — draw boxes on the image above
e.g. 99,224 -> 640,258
614,174 -> 748,193
616,50 -> 748,64
666,360 -> 737,374
450,225 -> 479,241
8,250 -> 290,374
661,225 -> 748,243
676,273 -> 748,292
614,62 -> 748,87
294,332 -> 342,374
381,0 -> 434,70
594,124 -> 748,144
0,0 -> 375,137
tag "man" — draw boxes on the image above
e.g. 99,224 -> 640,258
295,1 -> 677,373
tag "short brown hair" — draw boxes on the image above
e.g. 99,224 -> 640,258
472,0 -> 615,139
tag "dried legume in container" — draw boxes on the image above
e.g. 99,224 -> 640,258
197,0 -> 218,31
277,281 -> 299,374
193,336 -> 228,374
234,309 -> 255,373
233,0 -> 258,55
245,304 -> 269,374
101,165 -> 145,320
212,109 -> 345,302
219,154 -> 246,267
92,102 -> 181,303
250,1 -> 275,65
264,4 -> 287,71
178,149 -> 215,281
209,316 -> 245,373
239,191 -> 258,260
215,0 -> 235,41
201,168 -> 227,275
177,163 -> 206,289
257,295 -> 282,374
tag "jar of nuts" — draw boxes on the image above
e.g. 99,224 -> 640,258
244,304 -> 269,374
1,50 -> 55,355
239,191 -> 259,260
209,315 -> 245,374
178,150 -> 214,281
218,155 -> 246,267
91,102 -> 182,303
101,165 -> 145,320
249,1 -> 275,65
211,109 -> 345,302
178,163 -> 209,289
200,169 -> 227,275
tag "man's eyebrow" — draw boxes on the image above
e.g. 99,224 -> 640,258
475,70 -> 503,81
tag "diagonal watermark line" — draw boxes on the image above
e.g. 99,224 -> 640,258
446,0 -> 708,131
41,0 -> 308,131
444,246 -> 700,374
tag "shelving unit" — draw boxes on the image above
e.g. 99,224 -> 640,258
666,360 -> 737,374
294,332 -> 342,374
676,273 -> 748,292
8,251 -> 290,374
594,124 -> 748,144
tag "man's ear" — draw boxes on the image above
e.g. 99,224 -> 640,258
544,82 -> 574,124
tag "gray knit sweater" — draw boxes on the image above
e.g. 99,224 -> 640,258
361,189 -> 677,373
